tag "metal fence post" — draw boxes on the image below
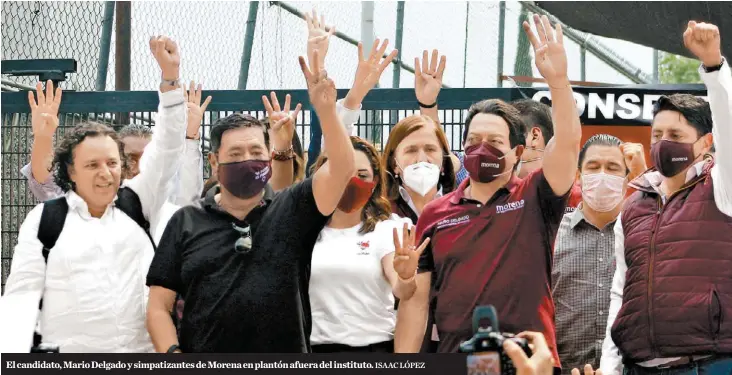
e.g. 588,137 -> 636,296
95,1 -> 115,91
496,1 -> 506,87
392,1 -> 404,89
580,45 -> 586,81
238,1 -> 260,90
114,1 -> 132,126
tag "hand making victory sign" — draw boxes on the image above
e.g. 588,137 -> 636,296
392,223 -> 431,280
684,21 -> 723,67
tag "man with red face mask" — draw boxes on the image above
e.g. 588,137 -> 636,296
600,21 -> 732,375
395,15 -> 582,373
145,51 -> 356,353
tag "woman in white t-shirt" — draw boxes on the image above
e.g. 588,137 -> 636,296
309,136 -> 429,353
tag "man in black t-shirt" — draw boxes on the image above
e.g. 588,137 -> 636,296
145,56 -> 356,353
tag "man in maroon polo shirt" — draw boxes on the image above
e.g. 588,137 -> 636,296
394,15 -> 582,372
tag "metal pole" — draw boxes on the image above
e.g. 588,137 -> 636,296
114,1 -> 131,126
653,49 -> 660,83
361,2 -> 378,143
496,1 -> 506,87
580,45 -> 586,82
96,1 -> 115,91
392,1 -> 405,88
463,2 -> 470,87
238,1 -> 259,90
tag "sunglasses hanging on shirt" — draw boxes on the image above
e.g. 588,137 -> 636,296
232,223 -> 253,254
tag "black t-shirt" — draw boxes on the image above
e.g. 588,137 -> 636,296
146,179 -> 329,353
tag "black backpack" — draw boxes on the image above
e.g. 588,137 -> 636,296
32,186 -> 156,349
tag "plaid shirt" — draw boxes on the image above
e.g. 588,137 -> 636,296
551,206 -> 616,374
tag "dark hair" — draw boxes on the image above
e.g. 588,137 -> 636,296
512,99 -> 554,142
382,115 -> 456,201
261,117 -> 306,183
463,99 -> 527,149
312,136 -> 391,235
201,176 -> 218,198
578,134 -> 627,174
118,124 -> 153,139
53,122 -> 125,192
652,94 -> 713,138
210,113 -> 269,153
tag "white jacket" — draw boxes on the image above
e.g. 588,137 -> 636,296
2,87 -> 187,353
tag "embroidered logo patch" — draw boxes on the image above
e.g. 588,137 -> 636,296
496,199 -> 525,214
436,215 -> 471,230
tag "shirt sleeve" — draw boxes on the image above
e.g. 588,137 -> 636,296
146,208 -> 184,293
3,204 -> 46,297
416,211 -> 436,273
700,61 -> 732,217
535,169 -> 571,219
20,163 -> 64,202
320,99 -> 360,153
287,177 -> 329,231
170,139 -> 204,206
125,87 -> 187,238
376,217 -> 414,260
600,217 -> 627,375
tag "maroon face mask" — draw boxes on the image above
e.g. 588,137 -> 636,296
650,139 -> 697,178
337,176 -> 376,213
217,160 -> 272,199
463,142 -> 512,183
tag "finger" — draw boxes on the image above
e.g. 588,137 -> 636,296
358,42 -> 365,62
284,94 -> 291,113
522,21 -> 540,50
377,39 -> 389,61
188,81 -> 195,102
272,116 -> 290,131
312,50 -> 321,78
393,227 -> 402,251
328,25 -> 336,36
35,82 -> 46,105
541,15 -> 555,43
291,103 -> 302,122
270,91 -> 281,112
28,90 -> 37,111
503,340 -> 531,373
402,223 -> 410,249
584,364 -> 594,375
421,50 -> 429,74
262,95 -> 274,115
409,225 -> 416,246
320,14 -> 325,31
305,11 -> 312,31
571,369 -> 580,375
414,57 -> 422,78
200,96 -> 212,113
379,49 -> 398,73
436,55 -> 446,80
429,49 -> 438,74
53,86 -> 63,107
533,14 -> 548,45
299,56 -> 313,81
149,36 -> 157,54
416,237 -> 431,256
196,84 -> 203,105
45,80 -> 54,105
555,23 -> 564,45
369,39 -> 380,62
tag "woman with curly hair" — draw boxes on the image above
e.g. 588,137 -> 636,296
308,136 -> 428,353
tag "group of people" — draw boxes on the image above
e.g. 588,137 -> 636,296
1,9 -> 730,375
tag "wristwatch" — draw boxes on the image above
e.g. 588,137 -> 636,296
272,146 -> 295,161
160,78 -> 180,87
702,57 -> 725,73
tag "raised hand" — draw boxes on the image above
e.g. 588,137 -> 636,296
149,35 -> 180,81
392,223 -> 430,280
522,14 -> 568,88
683,21 -> 722,67
183,81 -> 212,140
503,332 -> 554,375
28,80 -> 62,139
415,49 -> 446,106
299,50 -> 337,114
619,142 -> 647,179
262,92 -> 302,149
345,39 -> 398,107
305,9 -> 335,70
571,364 -> 603,375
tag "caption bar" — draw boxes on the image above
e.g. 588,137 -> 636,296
1,354 -> 465,374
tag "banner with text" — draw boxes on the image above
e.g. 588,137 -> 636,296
511,85 -> 708,126
1,354 -> 466,374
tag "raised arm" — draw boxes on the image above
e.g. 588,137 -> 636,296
414,49 -> 446,123
23,81 -> 64,201
263,92 -> 303,192
304,51 -> 356,216
686,21 -> 732,216
126,36 -> 187,228
523,15 -> 581,196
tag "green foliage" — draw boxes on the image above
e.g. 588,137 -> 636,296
659,53 -> 701,84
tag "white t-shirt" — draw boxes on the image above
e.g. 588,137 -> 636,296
309,217 -> 412,347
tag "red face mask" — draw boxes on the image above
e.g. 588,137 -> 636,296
464,142 -> 513,183
650,139 -> 698,178
337,177 -> 376,213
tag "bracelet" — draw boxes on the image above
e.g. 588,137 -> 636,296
703,57 -> 725,73
166,344 -> 181,353
185,134 -> 200,140
418,100 -> 437,109
272,146 -> 295,161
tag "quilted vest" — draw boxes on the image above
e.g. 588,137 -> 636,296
611,161 -> 732,361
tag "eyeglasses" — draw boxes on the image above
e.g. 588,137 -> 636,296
232,223 -> 253,254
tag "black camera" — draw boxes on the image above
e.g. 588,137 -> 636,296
459,305 -> 531,375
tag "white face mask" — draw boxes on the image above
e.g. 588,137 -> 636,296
400,161 -> 440,197
581,172 -> 626,212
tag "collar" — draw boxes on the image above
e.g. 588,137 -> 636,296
398,185 -> 443,207
202,183 -> 275,221
629,159 -> 709,193
449,174 -> 521,204
66,190 -> 118,219
569,202 -> 620,230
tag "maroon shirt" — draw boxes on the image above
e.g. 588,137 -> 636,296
416,169 -> 569,366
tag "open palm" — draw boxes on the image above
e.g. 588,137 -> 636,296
392,222 -> 430,280
415,49 -> 446,105
522,14 -> 568,87
28,80 -> 61,139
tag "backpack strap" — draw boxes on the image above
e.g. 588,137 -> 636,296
116,186 -> 156,250
37,197 -> 70,263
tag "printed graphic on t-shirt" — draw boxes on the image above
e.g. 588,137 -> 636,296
356,240 -> 370,255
